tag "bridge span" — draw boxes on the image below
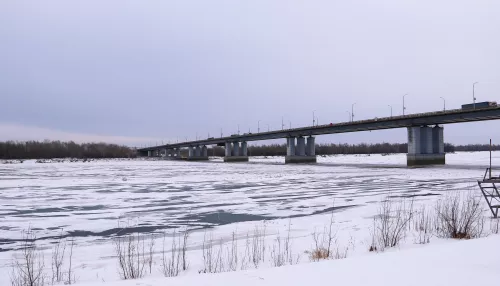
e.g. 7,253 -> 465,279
138,106 -> 500,166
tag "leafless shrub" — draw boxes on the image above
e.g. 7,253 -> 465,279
114,233 -> 146,280
309,210 -> 336,262
146,234 -> 155,274
271,221 -> 299,267
490,218 -> 500,235
250,223 -> 266,268
370,198 -> 413,252
160,231 -> 189,277
51,231 -> 66,284
240,233 -> 251,270
200,231 -> 225,274
10,229 -> 46,286
181,230 -> 190,271
65,239 -> 76,285
413,206 -> 433,244
226,231 -> 238,272
435,191 -> 485,239
332,246 -> 348,260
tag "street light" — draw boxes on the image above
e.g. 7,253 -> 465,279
312,110 -> 316,126
237,124 -> 240,135
440,97 -> 446,111
267,124 -> 270,132
258,120 -> 261,133
403,94 -> 407,115
282,117 -> 285,130
473,82 -> 479,109
351,103 -> 356,122
220,128 -> 223,138
388,105 -> 392,117
289,121 -> 292,129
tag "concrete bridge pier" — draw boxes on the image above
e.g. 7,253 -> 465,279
224,141 -> 249,162
187,145 -> 209,161
285,136 -> 317,164
147,150 -> 152,157
407,126 -> 445,166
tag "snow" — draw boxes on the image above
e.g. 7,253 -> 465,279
76,235 -> 500,286
1,152 -> 499,285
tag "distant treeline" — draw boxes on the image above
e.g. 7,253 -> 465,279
237,143 -> 457,156
453,144 -> 500,152
1,141 -> 499,160
0,141 -> 135,159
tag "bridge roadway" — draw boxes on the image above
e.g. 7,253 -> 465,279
138,106 -> 500,166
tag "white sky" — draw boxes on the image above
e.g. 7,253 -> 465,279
1,0 -> 499,146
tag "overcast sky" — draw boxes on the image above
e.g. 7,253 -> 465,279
1,0 -> 499,146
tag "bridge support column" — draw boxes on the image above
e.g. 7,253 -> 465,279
224,141 -> 249,162
285,136 -> 317,164
188,146 -> 194,158
147,150 -> 151,157
195,146 -> 201,157
241,142 -> 248,156
202,145 -> 208,157
306,136 -> 316,156
407,126 -> 445,166
187,145 -> 209,161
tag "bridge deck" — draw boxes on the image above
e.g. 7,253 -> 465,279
139,106 -> 500,151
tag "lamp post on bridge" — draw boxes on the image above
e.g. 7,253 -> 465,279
403,93 -> 408,115
440,97 -> 446,111
388,105 -> 392,117
258,120 -> 260,133
351,103 -> 356,122
267,124 -> 270,132
473,82 -> 479,109
313,110 -> 316,126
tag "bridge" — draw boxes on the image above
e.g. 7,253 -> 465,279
138,105 -> 500,166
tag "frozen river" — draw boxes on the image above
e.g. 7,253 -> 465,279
0,152 -> 496,252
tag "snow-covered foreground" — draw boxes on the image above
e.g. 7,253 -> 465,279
77,234 -> 500,286
0,152 -> 499,285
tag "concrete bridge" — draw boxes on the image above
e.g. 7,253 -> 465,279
138,106 -> 500,166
